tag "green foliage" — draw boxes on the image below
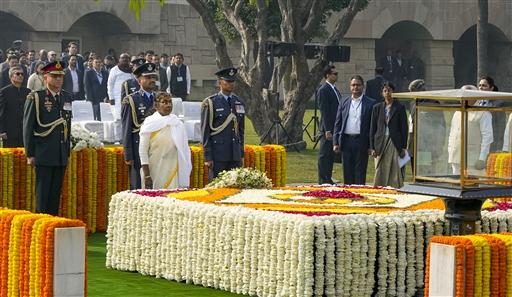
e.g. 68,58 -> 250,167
209,0 -> 369,41
128,0 -> 165,20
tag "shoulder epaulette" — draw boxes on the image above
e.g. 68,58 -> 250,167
202,95 -> 215,108
26,92 -> 36,100
122,96 -> 130,105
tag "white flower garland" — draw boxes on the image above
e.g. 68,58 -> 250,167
106,192 -> 512,297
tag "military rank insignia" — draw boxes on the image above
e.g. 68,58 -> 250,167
44,97 -> 53,112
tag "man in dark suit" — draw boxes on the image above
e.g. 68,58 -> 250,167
84,56 -> 109,120
0,66 -> 30,147
23,61 -> 73,215
121,63 -> 156,189
317,65 -> 341,184
61,41 -> 84,73
201,67 -> 245,179
63,55 -> 85,101
0,55 -> 21,89
393,50 -> 407,91
365,67 -> 385,103
333,75 -> 376,185
380,49 -> 396,85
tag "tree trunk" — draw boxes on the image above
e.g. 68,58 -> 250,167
185,0 -> 368,149
477,0 -> 488,78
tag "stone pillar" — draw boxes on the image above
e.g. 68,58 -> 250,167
335,38 -> 376,88
27,32 -> 63,55
423,40 -> 455,90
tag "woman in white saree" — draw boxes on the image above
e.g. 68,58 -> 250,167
139,92 -> 192,189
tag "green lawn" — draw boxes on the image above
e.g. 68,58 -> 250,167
88,110 -> 412,296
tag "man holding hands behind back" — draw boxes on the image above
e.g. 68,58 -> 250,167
201,67 -> 245,179
23,61 -> 73,215
317,65 -> 340,184
333,75 -> 376,185
121,63 -> 157,189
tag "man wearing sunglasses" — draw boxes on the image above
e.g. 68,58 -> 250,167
317,65 -> 341,185
0,66 -> 30,147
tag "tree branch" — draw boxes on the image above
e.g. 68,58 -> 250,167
186,0 -> 233,68
220,0 -> 252,81
302,0 -> 325,38
250,0 -> 270,89
327,0 -> 367,45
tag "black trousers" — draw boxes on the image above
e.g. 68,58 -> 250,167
211,160 -> 241,179
35,165 -> 66,215
129,163 -> 141,190
342,135 -> 369,185
317,135 -> 335,184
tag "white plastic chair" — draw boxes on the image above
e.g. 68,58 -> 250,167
100,102 -> 115,121
171,97 -> 184,119
182,101 -> 202,121
71,101 -> 95,121
100,103 -> 118,142
184,120 -> 202,142
71,101 -> 104,140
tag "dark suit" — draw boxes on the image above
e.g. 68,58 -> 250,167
380,55 -> 395,84
63,67 -> 85,101
84,68 -> 108,120
365,75 -> 385,103
0,66 -> 28,89
0,84 -> 31,147
370,101 -> 408,156
201,92 -> 245,178
23,89 -> 73,215
158,66 -> 168,91
316,83 -> 340,184
333,95 -> 376,185
62,55 -> 84,73
121,89 -> 154,189
393,57 -> 406,91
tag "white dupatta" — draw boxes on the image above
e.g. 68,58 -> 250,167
140,112 -> 192,187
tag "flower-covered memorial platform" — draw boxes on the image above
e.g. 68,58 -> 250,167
106,186 -> 512,297
0,144 -> 286,232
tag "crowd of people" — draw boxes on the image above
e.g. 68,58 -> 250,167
0,41 -> 193,121
318,65 -> 512,189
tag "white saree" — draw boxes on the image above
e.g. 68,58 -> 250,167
139,112 -> 192,189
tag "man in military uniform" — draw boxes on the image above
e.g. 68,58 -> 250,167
201,67 -> 245,179
120,58 -> 146,100
23,61 -> 72,215
121,63 -> 157,189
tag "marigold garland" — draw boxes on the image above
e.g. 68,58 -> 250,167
0,211 -> 86,297
426,234 -> 512,297
0,146 -> 286,232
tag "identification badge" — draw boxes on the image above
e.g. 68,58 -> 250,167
63,102 -> 72,111
235,104 -> 245,114
216,108 -> 225,111
177,76 -> 183,82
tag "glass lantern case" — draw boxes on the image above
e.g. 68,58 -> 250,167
394,89 -> 512,234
